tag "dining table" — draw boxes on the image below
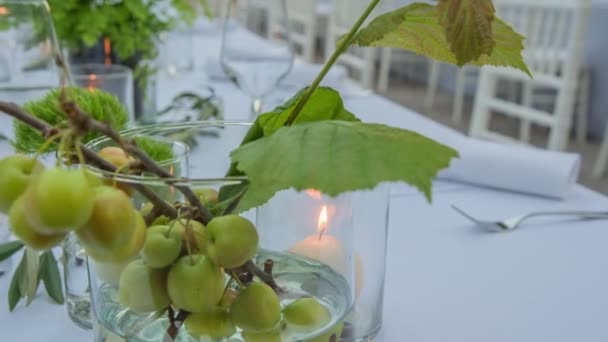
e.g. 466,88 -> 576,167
1,19 -> 608,342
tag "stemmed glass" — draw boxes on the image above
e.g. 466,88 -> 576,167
0,0 -> 70,138
220,0 -> 294,118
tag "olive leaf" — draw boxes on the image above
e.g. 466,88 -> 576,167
0,241 -> 24,262
39,251 -> 65,305
24,248 -> 40,306
8,251 -> 27,311
230,121 -> 458,212
345,3 -> 530,76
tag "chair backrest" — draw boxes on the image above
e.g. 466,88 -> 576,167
276,0 -> 318,62
495,0 -> 589,82
327,0 -> 387,89
469,0 -> 591,151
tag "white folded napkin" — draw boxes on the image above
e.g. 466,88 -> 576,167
203,59 -> 348,90
438,137 -> 580,199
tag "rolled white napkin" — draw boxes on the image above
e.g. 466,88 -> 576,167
438,137 -> 581,199
203,59 -> 348,90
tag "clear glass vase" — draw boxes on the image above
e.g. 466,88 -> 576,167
83,122 -> 354,342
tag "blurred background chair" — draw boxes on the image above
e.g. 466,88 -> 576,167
270,0 -> 318,63
469,0 -> 591,151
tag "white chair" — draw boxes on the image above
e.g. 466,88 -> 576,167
424,62 -> 478,123
326,0 -> 383,89
469,0 -> 590,151
269,0 -> 318,63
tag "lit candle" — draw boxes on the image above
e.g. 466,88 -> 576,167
289,205 -> 364,297
87,74 -> 98,92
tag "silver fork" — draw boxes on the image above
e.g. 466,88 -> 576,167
451,205 -> 608,232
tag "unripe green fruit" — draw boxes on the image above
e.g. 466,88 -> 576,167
77,186 -> 136,256
206,215 -> 258,269
242,330 -> 282,342
140,225 -> 182,268
231,282 -> 281,332
86,210 -> 146,263
185,307 -> 236,339
167,255 -> 224,313
9,195 -> 66,251
0,155 -> 43,214
193,188 -> 219,205
25,168 -> 95,234
170,219 -> 206,254
118,259 -> 170,313
283,298 -> 331,332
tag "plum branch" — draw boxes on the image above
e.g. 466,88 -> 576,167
0,101 -> 178,219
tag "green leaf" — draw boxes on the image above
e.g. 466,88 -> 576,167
8,251 -> 27,311
24,248 -> 40,306
230,121 -> 458,212
347,3 -> 530,76
437,0 -> 496,66
39,251 -> 65,305
258,87 -> 360,136
0,241 -> 24,262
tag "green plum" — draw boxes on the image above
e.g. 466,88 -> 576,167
167,255 -> 224,313
118,259 -> 170,313
0,155 -> 43,214
170,219 -> 206,253
77,186 -> 136,257
86,210 -> 146,263
231,282 -> 281,332
283,298 -> 331,332
140,202 -> 171,226
309,322 -> 344,342
25,168 -> 95,234
242,330 -> 282,342
192,188 -> 219,206
140,225 -> 182,268
206,215 -> 258,269
98,146 -> 134,195
185,307 -> 236,339
9,195 -> 66,251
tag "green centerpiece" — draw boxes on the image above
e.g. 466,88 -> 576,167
0,0 -> 529,341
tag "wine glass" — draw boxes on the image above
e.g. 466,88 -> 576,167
220,0 -> 294,118
0,0 -> 70,138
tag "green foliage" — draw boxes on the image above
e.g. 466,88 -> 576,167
0,241 -> 24,262
8,249 -> 40,311
47,0 -> 207,62
258,87 -> 360,136
39,251 -> 64,305
230,121 -> 458,212
134,137 -> 176,163
14,87 -> 129,154
345,3 -> 530,76
437,0 -> 496,65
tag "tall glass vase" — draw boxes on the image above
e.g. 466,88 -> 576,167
84,122 -> 354,342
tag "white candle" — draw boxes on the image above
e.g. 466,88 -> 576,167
288,205 -> 364,297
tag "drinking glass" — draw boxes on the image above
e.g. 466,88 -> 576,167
0,0 -> 69,139
221,0 -> 294,118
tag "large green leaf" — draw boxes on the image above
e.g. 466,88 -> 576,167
437,0 -> 496,65
0,241 -> 24,262
230,121 -> 458,212
258,87 -> 360,136
347,3 -> 530,76
39,251 -> 65,305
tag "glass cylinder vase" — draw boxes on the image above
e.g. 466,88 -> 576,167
83,122 -> 354,342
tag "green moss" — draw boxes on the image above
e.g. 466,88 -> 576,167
13,87 -> 129,154
134,137 -> 175,163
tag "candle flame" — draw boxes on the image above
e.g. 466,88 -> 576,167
317,206 -> 328,241
305,189 -> 322,200
87,74 -> 98,92
0,7 -> 9,15
103,38 -> 112,65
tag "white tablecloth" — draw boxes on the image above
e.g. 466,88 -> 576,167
2,23 -> 608,342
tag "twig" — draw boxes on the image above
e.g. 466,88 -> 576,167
0,101 -> 178,220
243,260 -> 282,292
166,309 -> 189,341
59,98 -> 214,225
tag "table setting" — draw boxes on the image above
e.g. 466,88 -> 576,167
1,1 -> 608,342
